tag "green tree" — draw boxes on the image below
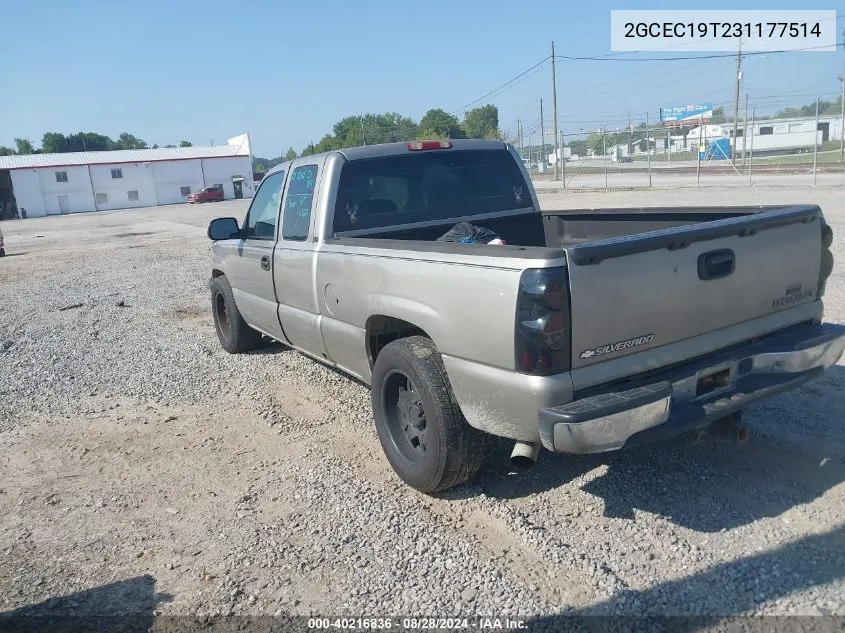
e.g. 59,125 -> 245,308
0,146 -> 15,156
41,131 -> 115,153
41,132 -> 69,153
179,140 -> 193,147
709,107 -> 727,124
566,139 -> 587,156
314,134 -> 340,153
115,132 -> 147,150
418,109 -> 465,139
331,113 -> 418,148
14,138 -> 35,154
462,105 -> 499,139
69,132 -> 114,152
284,147 -> 298,161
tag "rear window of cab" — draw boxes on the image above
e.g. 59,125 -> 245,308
332,149 -> 531,234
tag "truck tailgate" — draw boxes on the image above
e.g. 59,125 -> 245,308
565,205 -> 825,369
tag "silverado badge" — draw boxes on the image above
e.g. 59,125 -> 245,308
580,334 -> 655,360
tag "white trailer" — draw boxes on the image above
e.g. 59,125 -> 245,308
735,130 -> 822,155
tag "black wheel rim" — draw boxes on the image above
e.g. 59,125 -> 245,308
214,291 -> 230,340
382,370 -> 429,464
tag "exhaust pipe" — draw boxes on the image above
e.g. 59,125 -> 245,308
510,441 -> 540,469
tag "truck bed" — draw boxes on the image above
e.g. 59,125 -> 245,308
329,204 -> 828,373
332,205 -> 798,251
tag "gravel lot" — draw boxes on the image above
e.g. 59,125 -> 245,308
1,182 -> 844,629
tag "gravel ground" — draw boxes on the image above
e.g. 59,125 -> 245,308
1,183 -> 844,630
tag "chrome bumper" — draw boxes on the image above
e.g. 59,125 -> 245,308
538,322 -> 845,454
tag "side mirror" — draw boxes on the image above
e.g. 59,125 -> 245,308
208,217 -> 242,241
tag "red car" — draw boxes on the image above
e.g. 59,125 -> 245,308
188,186 -> 224,204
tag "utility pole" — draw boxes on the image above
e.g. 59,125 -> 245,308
742,93 -> 749,167
561,129 -> 566,187
646,111 -> 652,187
603,125 -> 608,188
517,117 -> 522,159
814,97 -> 819,185
840,73 -> 844,158
551,41 -> 560,181
731,39 -> 742,167
748,107 -> 755,186
696,115 -> 703,185
361,113 -> 366,146
539,98 -> 546,173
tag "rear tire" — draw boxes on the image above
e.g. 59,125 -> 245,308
210,275 -> 261,353
371,336 -> 486,493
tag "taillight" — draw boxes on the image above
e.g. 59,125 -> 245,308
819,217 -> 834,299
515,267 -> 571,376
407,140 -> 452,151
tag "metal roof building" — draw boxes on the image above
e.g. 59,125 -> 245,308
0,133 -> 255,218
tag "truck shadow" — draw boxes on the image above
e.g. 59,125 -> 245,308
470,365 -> 845,534
245,338 -> 291,356
0,574 -> 172,633
522,524 -> 845,629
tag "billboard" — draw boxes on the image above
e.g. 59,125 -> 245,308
659,104 -> 714,126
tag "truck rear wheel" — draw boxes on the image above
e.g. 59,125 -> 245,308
371,336 -> 486,493
210,275 -> 261,354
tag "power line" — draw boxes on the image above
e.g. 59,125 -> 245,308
450,57 -> 549,115
554,42 -> 844,62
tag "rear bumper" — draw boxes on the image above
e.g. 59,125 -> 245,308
538,322 -> 845,454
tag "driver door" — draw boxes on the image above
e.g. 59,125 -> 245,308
228,169 -> 288,342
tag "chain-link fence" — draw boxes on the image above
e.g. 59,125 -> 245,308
512,97 -> 845,190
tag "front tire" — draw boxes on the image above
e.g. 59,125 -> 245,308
371,336 -> 486,493
210,275 -> 261,353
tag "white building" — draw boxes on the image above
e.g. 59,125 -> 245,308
0,133 -> 255,218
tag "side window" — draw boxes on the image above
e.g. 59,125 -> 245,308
245,170 -> 286,240
282,165 -> 318,241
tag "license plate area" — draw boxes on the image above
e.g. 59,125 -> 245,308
695,365 -> 733,399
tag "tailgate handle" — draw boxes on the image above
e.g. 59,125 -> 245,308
698,249 -> 735,280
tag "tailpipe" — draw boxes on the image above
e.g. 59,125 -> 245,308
510,441 -> 540,469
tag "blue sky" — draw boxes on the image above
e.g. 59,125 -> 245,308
2,0 -> 843,157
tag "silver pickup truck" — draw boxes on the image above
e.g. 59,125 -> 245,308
207,139 -> 844,493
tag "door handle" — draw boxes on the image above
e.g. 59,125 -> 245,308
260,255 -> 271,271
698,249 -> 735,280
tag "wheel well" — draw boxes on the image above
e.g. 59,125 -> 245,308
211,269 -> 225,278
367,316 -> 429,367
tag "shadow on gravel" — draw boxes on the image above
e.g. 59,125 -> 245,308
0,574 -> 172,633
468,368 -> 845,533
246,339 -> 291,356
0,252 -> 28,257
522,525 -> 845,631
